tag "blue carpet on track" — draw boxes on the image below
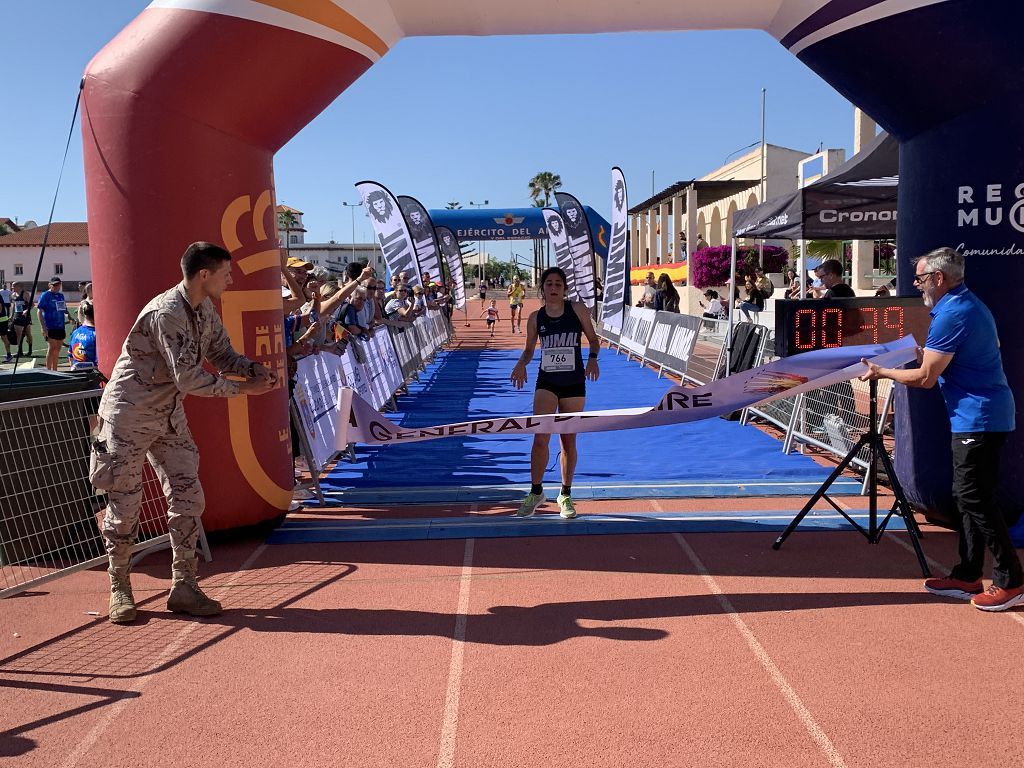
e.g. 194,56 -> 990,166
321,348 -> 862,503
268,510 -> 905,544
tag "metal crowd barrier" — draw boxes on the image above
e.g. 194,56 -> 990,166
0,390 -> 206,599
600,307 -> 898,495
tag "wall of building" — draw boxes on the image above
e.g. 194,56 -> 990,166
0,244 -> 91,295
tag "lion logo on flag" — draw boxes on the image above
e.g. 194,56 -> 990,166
366,190 -> 393,224
613,179 -> 626,211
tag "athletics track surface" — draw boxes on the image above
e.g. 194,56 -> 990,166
3,299 -> 1023,768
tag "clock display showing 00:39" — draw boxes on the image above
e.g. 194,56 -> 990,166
773,297 -> 932,357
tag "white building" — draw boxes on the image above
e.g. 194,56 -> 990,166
276,204 -> 384,273
0,222 -> 90,296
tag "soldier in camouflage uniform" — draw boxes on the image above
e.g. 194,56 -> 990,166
91,242 -> 276,623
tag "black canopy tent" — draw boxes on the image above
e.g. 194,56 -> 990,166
731,131 -> 899,240
724,131 -> 899,369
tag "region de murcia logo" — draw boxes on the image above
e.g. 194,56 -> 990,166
958,183 -> 1024,234
366,190 -> 393,224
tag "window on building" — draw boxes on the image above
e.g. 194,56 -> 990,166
289,235 -> 298,244
14,264 -> 23,276
54,263 -> 64,275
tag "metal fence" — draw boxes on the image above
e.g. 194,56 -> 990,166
0,390 -> 205,599
600,307 -> 900,494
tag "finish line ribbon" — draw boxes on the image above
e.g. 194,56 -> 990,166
337,336 -> 918,447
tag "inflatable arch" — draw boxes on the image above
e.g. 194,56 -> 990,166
83,1 -> 1024,530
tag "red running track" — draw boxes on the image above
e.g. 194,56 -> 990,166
3,299 -> 1024,767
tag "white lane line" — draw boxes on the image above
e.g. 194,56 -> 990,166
834,498 -> 1024,630
658,503 -> 848,768
60,543 -> 268,768
436,538 -> 475,768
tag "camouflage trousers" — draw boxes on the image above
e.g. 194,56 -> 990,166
90,417 -> 205,583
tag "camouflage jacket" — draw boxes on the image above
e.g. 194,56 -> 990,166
99,283 -> 253,429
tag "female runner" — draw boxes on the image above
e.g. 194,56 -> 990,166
510,267 -> 600,518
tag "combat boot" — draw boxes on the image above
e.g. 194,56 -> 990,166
108,572 -> 137,624
167,559 -> 221,616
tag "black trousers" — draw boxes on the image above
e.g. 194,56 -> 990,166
949,432 -> 1023,588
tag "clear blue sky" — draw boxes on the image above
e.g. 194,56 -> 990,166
1,1 -> 855,247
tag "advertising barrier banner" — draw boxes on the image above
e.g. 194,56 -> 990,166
356,181 -> 423,288
618,306 -> 657,357
602,167 -> 629,330
293,352 -> 347,472
644,312 -> 702,373
340,338 -> 918,446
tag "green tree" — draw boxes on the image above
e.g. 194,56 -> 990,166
277,208 -> 298,257
528,171 -> 562,206
528,172 -> 561,284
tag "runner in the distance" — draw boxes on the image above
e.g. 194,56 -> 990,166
510,267 -> 599,519
480,300 -> 500,337
507,275 -> 526,333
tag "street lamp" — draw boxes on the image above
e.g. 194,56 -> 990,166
341,200 -> 363,265
469,199 -> 488,287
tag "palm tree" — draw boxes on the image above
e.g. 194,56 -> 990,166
530,198 -> 546,283
277,208 -> 298,257
529,172 -> 562,283
445,201 -> 462,210
528,171 -> 562,206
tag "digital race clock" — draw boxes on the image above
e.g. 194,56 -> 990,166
773,297 -> 932,357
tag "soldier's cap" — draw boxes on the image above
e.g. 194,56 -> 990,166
286,257 -> 313,270
49,276 -> 63,284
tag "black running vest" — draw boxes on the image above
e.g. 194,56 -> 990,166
536,301 -> 584,387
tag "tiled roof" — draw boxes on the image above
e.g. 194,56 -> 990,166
276,204 -> 304,215
0,222 -> 89,247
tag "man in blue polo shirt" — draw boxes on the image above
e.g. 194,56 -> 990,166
37,276 -> 69,370
861,247 -> 1021,612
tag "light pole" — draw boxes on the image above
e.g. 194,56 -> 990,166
469,199 -> 488,289
341,200 -> 363,266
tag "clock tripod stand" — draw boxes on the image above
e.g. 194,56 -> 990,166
772,378 -> 931,577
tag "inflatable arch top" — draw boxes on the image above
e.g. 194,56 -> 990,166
83,0 -> 1024,529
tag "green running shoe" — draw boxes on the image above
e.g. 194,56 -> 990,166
557,494 -> 577,519
516,491 -> 545,517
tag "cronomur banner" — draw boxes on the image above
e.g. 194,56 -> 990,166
339,337 -> 917,446
554,191 -> 598,310
603,167 -> 629,331
356,181 -> 423,288
542,207 -> 577,300
435,226 -> 467,310
398,195 -> 443,285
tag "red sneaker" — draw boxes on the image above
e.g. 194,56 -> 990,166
971,584 -> 1024,612
924,576 -> 983,600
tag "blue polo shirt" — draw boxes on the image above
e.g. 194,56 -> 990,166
36,290 -> 67,329
924,283 -> 1015,433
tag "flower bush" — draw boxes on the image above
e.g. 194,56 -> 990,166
690,245 -> 789,289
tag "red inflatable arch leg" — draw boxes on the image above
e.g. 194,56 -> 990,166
82,4 -> 389,529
